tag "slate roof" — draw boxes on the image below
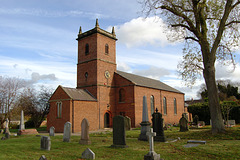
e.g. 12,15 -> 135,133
116,70 -> 183,94
60,86 -> 97,101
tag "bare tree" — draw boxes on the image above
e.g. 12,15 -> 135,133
142,0 -> 240,133
0,76 -> 26,128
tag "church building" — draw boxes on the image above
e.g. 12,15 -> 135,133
47,20 -> 185,133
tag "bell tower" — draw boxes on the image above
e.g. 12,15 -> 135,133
76,19 -> 117,99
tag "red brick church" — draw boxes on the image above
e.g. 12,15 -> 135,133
47,20 -> 185,133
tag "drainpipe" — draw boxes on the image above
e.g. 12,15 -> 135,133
72,99 -> 74,133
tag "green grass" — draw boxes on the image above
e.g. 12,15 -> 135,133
1,126 -> 240,160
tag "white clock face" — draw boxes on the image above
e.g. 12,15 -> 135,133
105,71 -> 110,79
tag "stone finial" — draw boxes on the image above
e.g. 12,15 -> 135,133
95,19 -> 99,28
112,26 -> 116,36
79,26 -> 82,35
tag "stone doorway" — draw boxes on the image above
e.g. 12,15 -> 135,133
104,112 -> 110,128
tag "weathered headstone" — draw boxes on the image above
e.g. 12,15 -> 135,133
81,148 -> 95,159
39,155 -> 47,160
152,108 -> 166,142
5,132 -> 10,139
179,114 -> 189,132
138,96 -> 151,141
63,122 -> 71,142
227,120 -> 236,126
41,136 -> 51,151
144,128 -> 161,160
19,110 -> 25,130
3,118 -> 10,134
49,126 -> 55,136
111,115 -> 128,148
79,118 -> 91,145
193,115 -> 199,125
124,116 -> 131,130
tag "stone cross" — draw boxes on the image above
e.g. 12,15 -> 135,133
19,110 -> 25,130
41,136 -> 51,151
144,128 -> 161,160
81,148 -> 95,159
49,126 -> 55,136
79,118 -> 91,145
147,128 -> 156,153
63,122 -> 71,142
138,96 -> 151,141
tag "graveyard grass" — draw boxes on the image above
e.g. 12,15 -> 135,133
1,126 -> 240,160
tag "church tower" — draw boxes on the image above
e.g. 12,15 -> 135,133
76,19 -> 117,128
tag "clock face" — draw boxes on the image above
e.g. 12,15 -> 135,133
104,70 -> 110,79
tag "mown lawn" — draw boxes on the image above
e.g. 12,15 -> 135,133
1,126 -> 240,160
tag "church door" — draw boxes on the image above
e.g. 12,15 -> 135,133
104,112 -> 110,128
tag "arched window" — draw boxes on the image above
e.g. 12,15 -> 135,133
163,97 -> 167,115
150,95 -> 155,115
174,98 -> 177,115
85,43 -> 89,55
57,101 -> 62,118
105,44 -> 109,54
119,88 -> 125,102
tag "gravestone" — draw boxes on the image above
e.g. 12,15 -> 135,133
63,122 -> 71,142
5,132 -> 10,139
138,96 -> 151,141
144,128 -> 161,160
152,108 -> 166,142
111,115 -> 128,148
182,113 -> 188,121
193,115 -> 199,125
19,110 -> 25,130
179,114 -> 189,132
3,118 -> 10,134
39,155 -> 47,160
125,116 -> 131,130
41,136 -> 51,151
49,126 -> 55,136
79,118 -> 91,145
81,148 -> 95,159
227,120 -> 236,126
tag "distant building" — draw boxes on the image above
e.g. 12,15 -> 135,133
47,20 -> 185,132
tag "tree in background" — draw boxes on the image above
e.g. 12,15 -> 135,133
142,0 -> 240,133
14,86 -> 53,128
0,76 -> 26,128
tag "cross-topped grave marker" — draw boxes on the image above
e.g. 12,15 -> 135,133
144,128 -> 161,160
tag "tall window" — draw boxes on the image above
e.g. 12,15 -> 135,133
85,43 -> 89,55
119,88 -> 125,102
174,98 -> 177,115
163,97 -> 167,115
57,101 -> 62,118
105,44 -> 109,54
150,95 -> 155,115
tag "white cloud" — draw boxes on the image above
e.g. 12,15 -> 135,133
117,61 -> 131,72
132,66 -> 170,80
113,16 -> 175,48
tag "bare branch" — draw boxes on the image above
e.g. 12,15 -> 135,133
232,1 -> 240,9
185,36 -> 199,42
225,20 -> 240,27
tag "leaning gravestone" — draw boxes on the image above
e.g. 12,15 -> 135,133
144,128 -> 161,160
138,96 -> 151,141
63,122 -> 71,142
3,118 -> 10,134
111,115 -> 128,148
179,114 -> 189,132
41,136 -> 51,151
39,155 -> 47,160
79,118 -> 91,145
81,148 -> 95,159
125,116 -> 131,130
152,108 -> 166,142
49,126 -> 55,136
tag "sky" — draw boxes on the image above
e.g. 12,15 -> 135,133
1,0 -> 240,100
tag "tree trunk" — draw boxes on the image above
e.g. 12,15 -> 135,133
203,63 -> 225,134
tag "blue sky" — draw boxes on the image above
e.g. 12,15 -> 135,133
1,0 -> 240,100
